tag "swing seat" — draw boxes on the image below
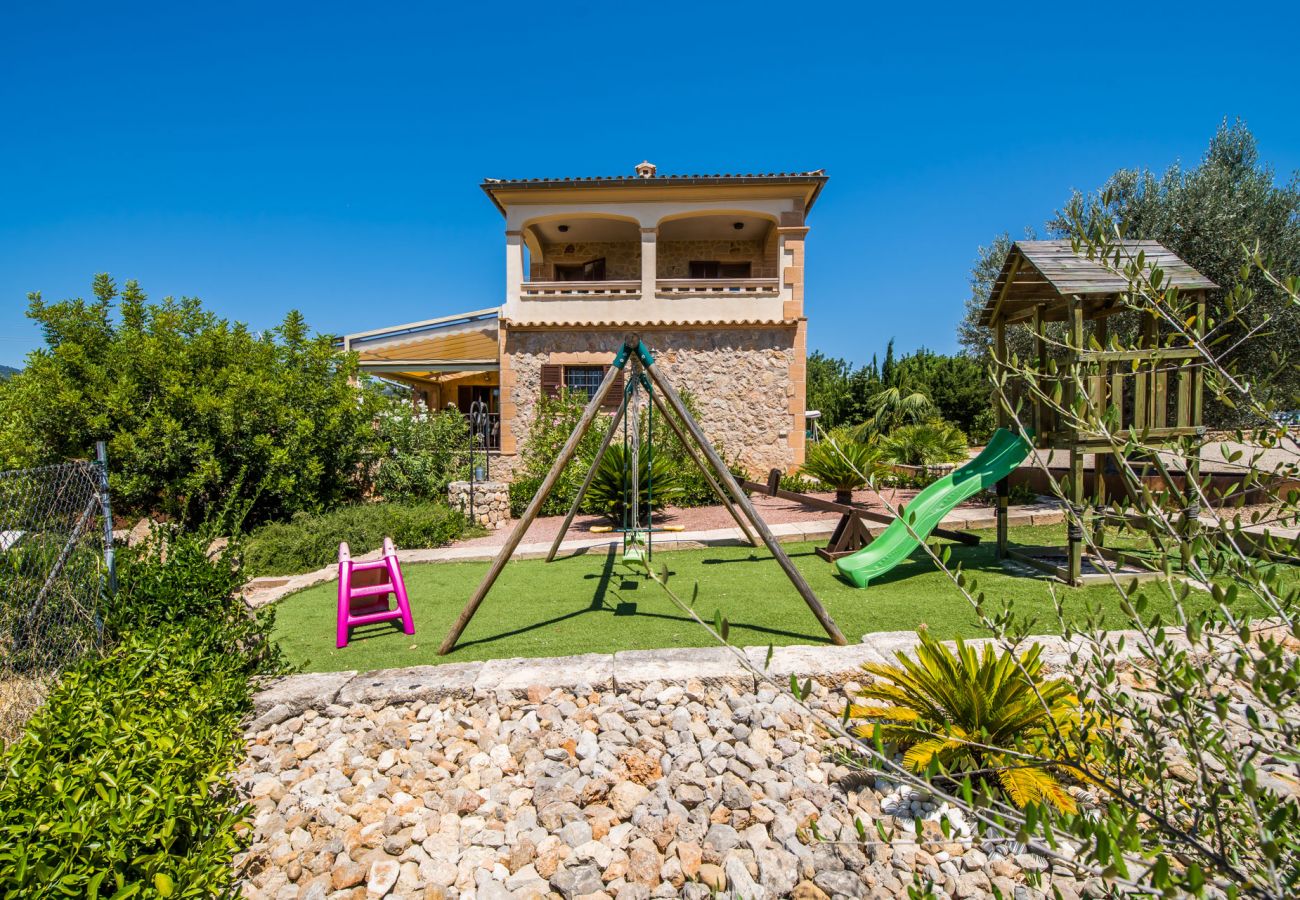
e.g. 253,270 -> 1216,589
622,546 -> 646,564
336,538 -> 415,648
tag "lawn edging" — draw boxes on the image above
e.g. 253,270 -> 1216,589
246,623 -> 1176,734
241,501 -> 1066,609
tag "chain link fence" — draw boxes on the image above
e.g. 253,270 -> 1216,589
0,444 -> 114,740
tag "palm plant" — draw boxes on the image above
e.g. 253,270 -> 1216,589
584,444 -> 682,525
848,629 -> 1081,812
799,430 -> 887,504
864,385 -> 936,436
879,421 -> 968,467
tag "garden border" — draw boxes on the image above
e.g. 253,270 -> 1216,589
246,624 -> 1181,734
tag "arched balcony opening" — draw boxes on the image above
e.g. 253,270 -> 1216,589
655,213 -> 780,297
520,215 -> 642,299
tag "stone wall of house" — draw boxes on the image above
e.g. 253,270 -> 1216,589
502,327 -> 800,476
534,242 -> 640,281
657,239 -> 773,278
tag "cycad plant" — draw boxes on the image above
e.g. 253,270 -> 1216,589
799,430 -> 888,504
584,444 -> 682,525
879,421 -> 968,467
848,629 -> 1081,812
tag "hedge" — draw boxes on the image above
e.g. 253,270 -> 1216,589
242,500 -> 473,577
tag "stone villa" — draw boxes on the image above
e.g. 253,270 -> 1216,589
338,163 -> 827,475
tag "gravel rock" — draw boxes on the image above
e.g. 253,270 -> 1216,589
236,681 -> 1077,899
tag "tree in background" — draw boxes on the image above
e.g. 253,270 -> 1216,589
957,121 -> 1300,422
0,275 -> 379,525
805,343 -> 993,443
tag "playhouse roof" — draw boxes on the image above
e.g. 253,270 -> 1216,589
979,240 -> 1217,326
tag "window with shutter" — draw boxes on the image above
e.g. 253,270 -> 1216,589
562,365 -> 605,401
540,364 -> 624,409
540,364 -> 562,399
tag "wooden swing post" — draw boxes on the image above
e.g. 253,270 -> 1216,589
647,386 -> 760,548
439,355 -> 629,655
545,383 -> 631,562
636,337 -> 848,646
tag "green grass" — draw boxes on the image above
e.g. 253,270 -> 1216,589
270,523 -> 1239,673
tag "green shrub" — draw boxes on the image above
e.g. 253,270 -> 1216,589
507,473 -> 584,519
508,387 -> 741,518
879,421 -> 969,467
777,473 -> 826,495
799,429 -> 889,501
0,627 -> 258,897
370,400 -> 471,502
510,392 -> 606,519
584,443 -> 683,525
848,629 -> 1081,812
242,501 -> 472,576
0,528 -> 283,897
0,276 -> 382,525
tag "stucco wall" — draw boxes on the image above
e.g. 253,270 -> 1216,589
502,327 -> 801,476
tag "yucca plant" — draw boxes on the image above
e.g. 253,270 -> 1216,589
848,628 -> 1082,812
879,421 -> 968,467
799,431 -> 888,504
584,444 -> 682,525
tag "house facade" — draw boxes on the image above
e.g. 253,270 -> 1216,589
338,162 -> 827,476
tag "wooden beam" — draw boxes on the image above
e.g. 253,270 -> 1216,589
994,318 -> 1008,429
1194,292 -> 1207,426
650,388 -> 759,548
987,252 -> 1024,327
642,345 -> 848,646
439,360 -> 627,655
1033,305 -> 1046,438
740,479 -> 980,545
545,387 -> 630,562
1078,347 -> 1202,363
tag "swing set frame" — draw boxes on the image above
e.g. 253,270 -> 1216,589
437,334 -> 848,654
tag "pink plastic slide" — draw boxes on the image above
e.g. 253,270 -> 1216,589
336,537 -> 415,648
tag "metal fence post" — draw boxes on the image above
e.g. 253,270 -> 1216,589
95,441 -> 116,600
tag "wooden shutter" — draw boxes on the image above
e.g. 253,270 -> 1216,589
602,365 -> 624,411
541,364 -> 562,399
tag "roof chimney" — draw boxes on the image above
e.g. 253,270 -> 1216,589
634,160 -> 656,178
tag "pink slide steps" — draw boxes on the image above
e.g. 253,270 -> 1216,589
336,538 -> 414,648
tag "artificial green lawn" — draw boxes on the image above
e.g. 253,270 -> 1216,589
271,523 -> 1234,673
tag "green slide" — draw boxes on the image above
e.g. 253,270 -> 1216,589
835,428 -> 1033,588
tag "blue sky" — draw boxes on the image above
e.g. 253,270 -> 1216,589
3,1 -> 1298,370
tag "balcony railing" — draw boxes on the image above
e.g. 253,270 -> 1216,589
521,280 -> 641,299
656,277 -> 780,297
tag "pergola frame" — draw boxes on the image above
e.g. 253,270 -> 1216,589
984,241 -> 1216,585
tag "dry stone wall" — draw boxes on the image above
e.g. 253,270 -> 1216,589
504,328 -> 798,476
448,481 -> 510,530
